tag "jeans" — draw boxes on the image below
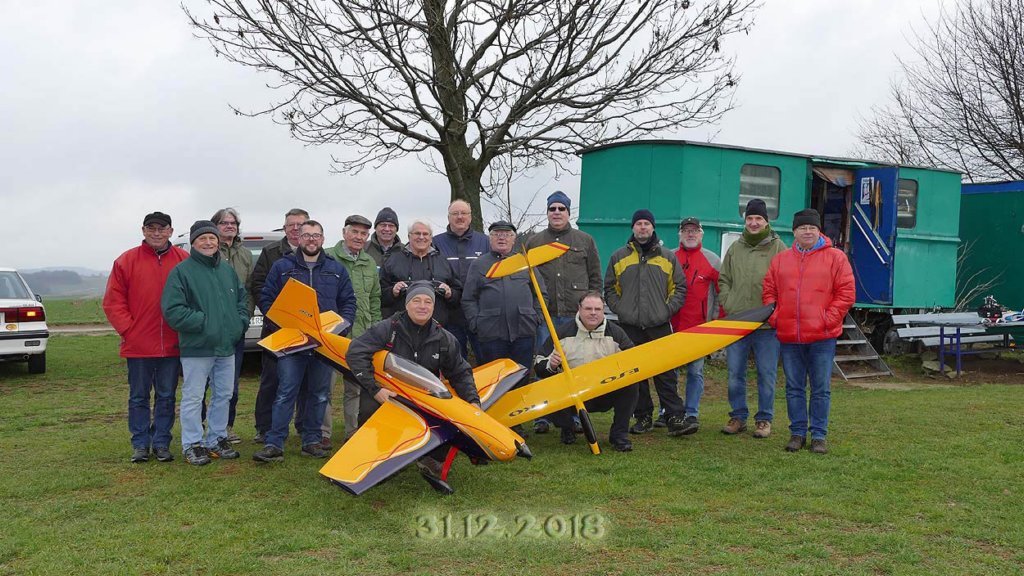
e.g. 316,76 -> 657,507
254,350 -> 279,434
126,357 -> 180,450
780,339 -> 836,440
475,337 -> 535,382
623,323 -> 684,419
726,328 -> 780,422
180,355 -> 235,450
266,352 -> 333,449
201,338 -> 245,427
682,357 -> 706,418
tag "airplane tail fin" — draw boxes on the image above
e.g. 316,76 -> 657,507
260,279 -> 350,355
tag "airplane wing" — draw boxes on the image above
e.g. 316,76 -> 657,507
487,305 -> 774,427
470,359 -> 528,410
319,398 -> 455,496
486,242 -> 570,278
257,327 -> 320,357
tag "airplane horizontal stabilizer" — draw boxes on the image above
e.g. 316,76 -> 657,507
486,242 -> 569,279
257,328 -> 320,357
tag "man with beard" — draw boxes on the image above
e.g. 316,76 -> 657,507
603,209 -> 688,436
253,221 -> 356,462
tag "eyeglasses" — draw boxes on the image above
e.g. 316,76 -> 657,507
300,233 -> 323,240
448,211 -> 471,217
548,206 -> 568,212
217,220 -> 238,227
144,225 -> 170,234
490,231 -> 516,238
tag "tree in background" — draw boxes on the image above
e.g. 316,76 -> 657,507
856,0 -> 1024,181
186,0 -> 758,229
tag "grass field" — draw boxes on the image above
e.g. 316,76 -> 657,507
1,335 -> 1022,575
42,297 -> 106,325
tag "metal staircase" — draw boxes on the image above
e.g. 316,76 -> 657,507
832,313 -> 892,380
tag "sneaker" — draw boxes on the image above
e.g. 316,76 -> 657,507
153,447 -> 174,462
810,439 -> 829,454
673,416 -> 700,436
721,418 -> 747,435
184,444 -> 211,466
225,428 -> 242,444
629,415 -> 653,434
320,436 -> 332,450
784,435 -> 806,452
560,426 -> 577,445
653,412 -> 668,428
301,443 -> 329,458
208,438 -> 240,460
573,416 -> 583,434
253,445 -> 284,463
753,420 -> 772,439
130,447 -> 149,463
610,439 -> 633,452
533,419 -> 551,434
252,432 -> 266,444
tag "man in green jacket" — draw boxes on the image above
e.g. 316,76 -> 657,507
324,214 -> 382,443
162,221 -> 249,465
718,198 -> 787,439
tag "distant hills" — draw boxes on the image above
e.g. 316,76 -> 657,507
20,269 -> 108,298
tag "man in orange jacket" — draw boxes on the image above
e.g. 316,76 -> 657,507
103,212 -> 189,464
763,209 -> 855,455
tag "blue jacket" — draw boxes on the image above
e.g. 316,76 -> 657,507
432,226 -> 490,284
260,250 -> 357,332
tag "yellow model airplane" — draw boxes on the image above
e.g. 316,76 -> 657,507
259,279 -> 531,496
482,242 -> 773,455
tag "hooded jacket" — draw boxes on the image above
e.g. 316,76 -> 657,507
259,250 -> 357,333
103,241 -> 189,358
379,245 -> 462,324
161,248 -> 249,357
718,228 -> 787,316
603,234 -> 686,329
325,241 -> 381,337
525,225 -> 602,317
762,234 -> 856,344
533,314 -> 634,378
671,243 -> 722,332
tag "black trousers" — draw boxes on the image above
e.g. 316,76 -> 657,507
620,322 -> 684,419
549,383 -> 639,444
253,350 -> 279,434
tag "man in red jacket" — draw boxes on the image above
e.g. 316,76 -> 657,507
103,212 -> 189,464
763,209 -> 855,455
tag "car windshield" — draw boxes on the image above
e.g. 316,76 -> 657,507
0,272 -> 32,300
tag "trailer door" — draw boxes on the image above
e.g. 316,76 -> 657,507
850,168 -> 898,305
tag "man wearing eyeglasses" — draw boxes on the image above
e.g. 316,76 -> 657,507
248,208 -> 308,444
524,191 -> 601,434
433,200 -> 489,358
103,211 -> 189,464
253,220 -> 356,463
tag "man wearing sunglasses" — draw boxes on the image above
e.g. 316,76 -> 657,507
254,220 -> 356,463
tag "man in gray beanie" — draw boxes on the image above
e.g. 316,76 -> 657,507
367,207 -> 404,268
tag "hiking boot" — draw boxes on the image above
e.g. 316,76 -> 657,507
533,419 -> 551,434
208,438 -> 240,460
810,439 -> 829,454
252,432 -> 266,444
153,447 -> 174,462
301,443 -> 329,458
252,445 -> 284,463
721,418 -> 747,435
653,412 -> 668,428
184,444 -> 211,466
629,415 -> 653,434
320,436 -> 332,450
752,420 -> 772,439
610,439 -> 633,452
130,447 -> 149,463
674,416 -> 700,436
784,435 -> 806,452
560,426 -> 577,445
416,456 -> 443,478
225,428 -> 242,444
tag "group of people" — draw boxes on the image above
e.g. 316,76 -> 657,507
102,191 -> 854,467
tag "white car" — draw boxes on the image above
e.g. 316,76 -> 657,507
0,268 -> 48,373
174,230 -> 285,352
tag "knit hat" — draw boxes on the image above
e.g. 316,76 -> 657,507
792,208 -> 821,230
745,198 -> 769,220
547,191 -> 572,210
189,220 -> 220,244
405,280 -> 436,304
374,207 -> 399,228
143,211 -> 172,227
631,209 -> 655,227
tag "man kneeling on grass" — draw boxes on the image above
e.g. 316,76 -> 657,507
162,221 -> 250,466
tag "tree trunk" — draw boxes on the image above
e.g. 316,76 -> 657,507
438,146 -> 485,232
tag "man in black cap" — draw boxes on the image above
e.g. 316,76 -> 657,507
367,207 -> 404,268
603,209 -> 688,436
719,198 -> 787,439
462,221 -> 546,375
103,212 -> 190,463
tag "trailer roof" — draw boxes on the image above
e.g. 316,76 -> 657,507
578,139 -> 962,175
961,180 -> 1024,195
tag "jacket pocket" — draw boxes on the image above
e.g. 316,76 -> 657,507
516,304 -> 539,335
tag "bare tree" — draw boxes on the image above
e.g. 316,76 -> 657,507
185,0 -> 758,229
855,0 -> 1024,181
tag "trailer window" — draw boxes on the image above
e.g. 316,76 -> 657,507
897,179 -> 918,229
739,165 -> 780,219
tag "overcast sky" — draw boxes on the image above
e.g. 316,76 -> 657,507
0,0 -> 943,272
